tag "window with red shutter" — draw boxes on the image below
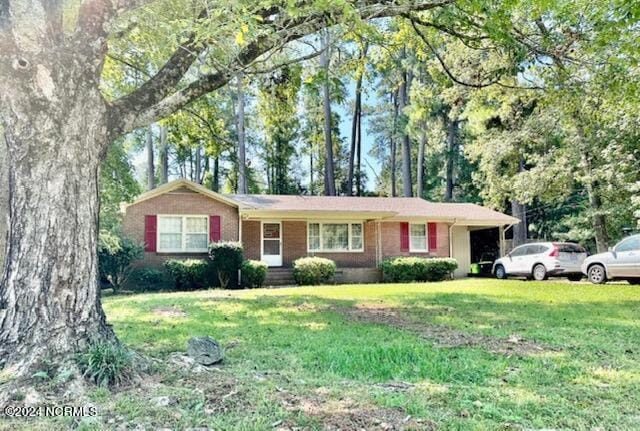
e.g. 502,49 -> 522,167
400,222 -> 409,252
210,215 -> 221,243
144,215 -> 157,252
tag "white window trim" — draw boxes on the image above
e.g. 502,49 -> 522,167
157,214 -> 209,253
409,222 -> 429,253
307,221 -> 364,253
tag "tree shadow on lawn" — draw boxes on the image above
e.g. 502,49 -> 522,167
102,292 -> 640,430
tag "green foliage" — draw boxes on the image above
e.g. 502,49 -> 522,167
241,260 -> 268,288
380,257 -> 458,283
292,257 -> 336,285
76,342 -> 133,388
164,259 -> 212,291
127,268 -> 168,292
98,231 -> 144,293
99,142 -> 141,232
209,241 -> 244,289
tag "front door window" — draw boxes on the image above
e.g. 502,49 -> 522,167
262,222 -> 282,267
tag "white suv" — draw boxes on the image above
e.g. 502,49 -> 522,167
493,242 -> 588,281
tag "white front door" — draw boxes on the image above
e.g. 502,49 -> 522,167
261,221 -> 282,267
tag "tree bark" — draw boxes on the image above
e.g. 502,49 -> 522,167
236,73 -> 248,194
158,126 -> 169,184
0,75 -> 114,374
0,133 -> 7,272
444,117 -> 458,201
320,31 -> 336,196
212,156 -> 220,192
399,66 -> 413,197
195,146 -> 202,184
146,126 -> 155,190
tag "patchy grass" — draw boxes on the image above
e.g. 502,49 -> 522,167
3,279 -> 640,430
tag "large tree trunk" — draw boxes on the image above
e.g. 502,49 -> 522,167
0,82 -> 114,375
581,152 -> 609,252
511,200 -> 528,247
320,31 -> 336,196
347,45 -> 367,196
236,73 -> 248,194
146,126 -> 156,190
158,126 -> 169,184
444,117 -> 458,201
0,134 -> 7,272
399,67 -> 413,197
212,156 -> 220,192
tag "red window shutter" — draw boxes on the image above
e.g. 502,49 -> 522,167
400,222 -> 409,252
428,223 -> 437,251
210,215 -> 221,243
144,215 -> 157,252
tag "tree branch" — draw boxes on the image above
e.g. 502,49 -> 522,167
109,0 -> 453,137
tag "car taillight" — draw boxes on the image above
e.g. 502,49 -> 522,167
549,245 -> 559,257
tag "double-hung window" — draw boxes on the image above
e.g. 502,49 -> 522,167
308,222 -> 364,252
158,215 -> 209,253
409,223 -> 428,252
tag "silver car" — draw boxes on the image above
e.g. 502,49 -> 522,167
581,234 -> 640,285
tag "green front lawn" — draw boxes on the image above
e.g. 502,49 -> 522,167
11,279 -> 640,430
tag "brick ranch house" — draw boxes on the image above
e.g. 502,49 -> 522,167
122,179 -> 519,283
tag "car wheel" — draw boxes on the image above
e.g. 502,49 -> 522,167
627,278 -> 640,285
495,265 -> 507,280
532,264 -> 548,281
567,274 -> 583,282
588,264 -> 607,284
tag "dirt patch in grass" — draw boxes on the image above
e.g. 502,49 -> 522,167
341,306 -> 556,356
153,306 -> 187,318
276,388 -> 434,431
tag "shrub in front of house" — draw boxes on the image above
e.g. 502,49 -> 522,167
209,241 -> 244,289
241,260 -> 268,288
164,259 -> 212,290
98,231 -> 144,293
293,257 -> 336,285
380,257 -> 458,282
127,268 -> 169,292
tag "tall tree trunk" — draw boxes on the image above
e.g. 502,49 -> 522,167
158,126 -> 169,184
355,96 -> 363,196
581,152 -> 609,252
146,126 -> 155,190
236,73 -> 248,194
309,150 -> 314,195
347,44 -> 367,196
390,91 -> 398,197
511,158 -> 528,247
212,156 -> 220,192
0,71 -> 115,374
444,117 -> 458,201
320,31 -> 336,196
417,130 -> 426,199
399,66 -> 413,197
195,146 -> 202,184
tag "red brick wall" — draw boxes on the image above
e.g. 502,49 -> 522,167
122,189 -> 239,267
380,221 -> 450,260
242,220 -> 261,261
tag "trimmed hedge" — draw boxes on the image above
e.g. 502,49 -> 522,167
241,260 -> 268,288
98,231 -> 144,293
127,268 -> 169,292
380,257 -> 458,282
293,257 -> 336,285
164,259 -> 212,290
209,241 -> 244,289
